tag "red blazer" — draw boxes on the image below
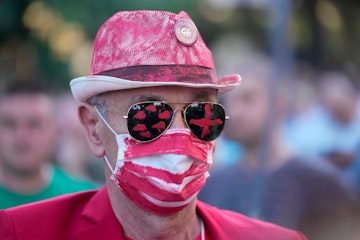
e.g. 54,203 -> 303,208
0,187 -> 306,240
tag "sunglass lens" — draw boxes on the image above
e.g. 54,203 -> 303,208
127,102 -> 173,142
185,103 -> 226,141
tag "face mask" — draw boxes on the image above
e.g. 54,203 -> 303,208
97,109 -> 214,216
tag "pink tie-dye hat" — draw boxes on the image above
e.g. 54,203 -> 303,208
70,10 -> 241,103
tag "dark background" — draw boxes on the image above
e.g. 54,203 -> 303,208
1,0 -> 359,91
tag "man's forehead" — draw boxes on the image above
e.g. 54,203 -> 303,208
0,93 -> 52,106
106,87 -> 217,103
135,91 -> 215,101
0,94 -> 53,116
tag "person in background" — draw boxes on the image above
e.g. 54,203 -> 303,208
198,64 -> 357,240
54,93 -> 104,184
0,10 -> 305,239
0,80 -> 98,209
287,71 -> 360,193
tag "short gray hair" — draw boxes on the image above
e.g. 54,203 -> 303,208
87,93 -> 107,118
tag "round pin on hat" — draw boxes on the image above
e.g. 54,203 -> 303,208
174,19 -> 198,46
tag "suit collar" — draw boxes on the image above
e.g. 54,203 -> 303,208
77,186 -> 124,240
81,186 -> 113,222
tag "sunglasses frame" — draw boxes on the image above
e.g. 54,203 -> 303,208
121,101 -> 229,143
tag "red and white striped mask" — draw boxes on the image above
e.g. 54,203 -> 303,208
103,128 -> 214,216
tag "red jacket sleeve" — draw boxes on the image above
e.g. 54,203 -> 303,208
197,200 -> 307,240
0,210 -> 15,240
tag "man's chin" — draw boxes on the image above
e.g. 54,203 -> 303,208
6,160 -> 45,176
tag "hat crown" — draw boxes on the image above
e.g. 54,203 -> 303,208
69,10 -> 241,103
90,10 -> 215,75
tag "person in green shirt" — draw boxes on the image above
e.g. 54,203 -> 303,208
0,80 -> 98,209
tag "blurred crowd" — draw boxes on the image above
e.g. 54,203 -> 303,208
199,53 -> 360,239
2,46 -> 360,240
0,80 -> 103,209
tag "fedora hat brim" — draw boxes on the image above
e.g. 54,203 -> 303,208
70,74 -> 241,103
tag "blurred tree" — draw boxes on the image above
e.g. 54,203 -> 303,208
0,0 -> 360,90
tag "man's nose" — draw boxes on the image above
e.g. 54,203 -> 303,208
14,124 -> 32,140
169,109 -> 187,129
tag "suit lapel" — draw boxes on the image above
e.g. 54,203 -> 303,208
76,216 -> 124,240
76,187 -> 125,240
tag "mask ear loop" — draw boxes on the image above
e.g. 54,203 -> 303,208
103,156 -> 115,174
94,106 -> 117,174
94,106 -> 118,135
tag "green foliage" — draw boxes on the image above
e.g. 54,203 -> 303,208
1,0 -> 360,90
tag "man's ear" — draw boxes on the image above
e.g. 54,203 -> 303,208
78,104 -> 105,158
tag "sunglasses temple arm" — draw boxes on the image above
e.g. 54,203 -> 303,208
94,107 -> 118,136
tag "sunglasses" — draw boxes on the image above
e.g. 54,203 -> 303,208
121,101 -> 228,142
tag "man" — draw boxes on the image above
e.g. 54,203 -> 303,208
287,71 -> 360,192
54,93 -> 104,184
0,11 -> 305,239
198,64 -> 357,240
0,80 -> 98,209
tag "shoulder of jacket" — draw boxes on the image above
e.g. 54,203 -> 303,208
197,200 -> 307,240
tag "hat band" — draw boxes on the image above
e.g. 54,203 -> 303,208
96,65 -> 218,85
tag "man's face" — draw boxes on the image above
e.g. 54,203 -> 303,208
97,86 -> 217,168
0,94 -> 56,175
320,86 -> 357,125
223,80 -> 268,146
